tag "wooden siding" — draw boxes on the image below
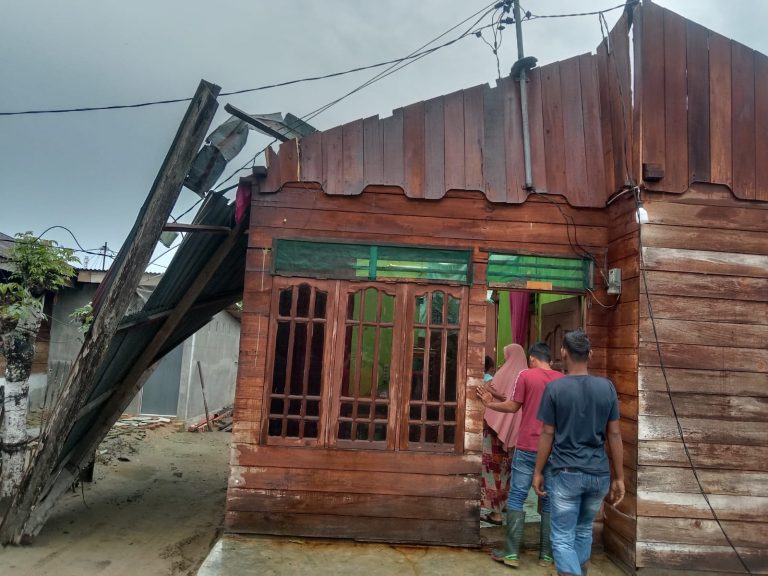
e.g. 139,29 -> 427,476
596,9 -> 635,198
229,186 -> 613,546
598,194 -> 640,570
636,184 -> 768,574
639,2 -> 768,202
263,59 -> 614,207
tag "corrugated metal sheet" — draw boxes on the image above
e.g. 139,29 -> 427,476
60,191 -> 247,459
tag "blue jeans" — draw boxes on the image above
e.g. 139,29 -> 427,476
549,470 -> 610,575
506,449 -> 550,513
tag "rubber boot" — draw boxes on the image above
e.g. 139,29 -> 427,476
538,511 -> 554,567
490,510 -> 525,567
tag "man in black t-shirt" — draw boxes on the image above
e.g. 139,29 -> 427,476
532,329 -> 625,576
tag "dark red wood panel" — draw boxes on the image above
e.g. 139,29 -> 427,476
541,61 -> 566,196
342,119 -> 364,195
756,52 -> 768,202
686,21 -> 711,183
501,76 -> 526,203
610,13 -> 633,184
226,511 -> 479,546
631,2 -> 642,189
580,53 -> 607,202
560,55 -> 588,204
528,68 -> 548,193
731,41 -> 756,200
278,139 -> 299,185
424,96 -> 446,200
299,130 -> 323,183
482,83 -> 506,202
641,1 -> 666,182
662,8 -> 688,193
463,84 -> 485,191
263,146 -> 282,193
382,108 -> 404,189
363,115 -> 383,185
403,101 -> 426,199
709,32 -> 733,188
322,124 -> 343,196
596,41 -> 618,197
443,89 -> 465,191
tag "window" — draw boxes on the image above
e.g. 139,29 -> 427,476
266,282 -> 330,445
487,253 -> 593,292
336,287 -> 396,447
404,290 -> 462,451
264,280 -> 467,453
273,240 -> 471,284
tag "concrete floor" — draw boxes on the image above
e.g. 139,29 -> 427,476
197,535 -> 625,576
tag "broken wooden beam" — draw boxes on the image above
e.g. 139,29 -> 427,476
162,223 -> 231,234
0,79 -> 221,545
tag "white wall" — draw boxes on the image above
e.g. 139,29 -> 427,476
176,311 -> 240,423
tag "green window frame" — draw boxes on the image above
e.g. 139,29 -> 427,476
487,253 -> 593,292
273,239 -> 472,284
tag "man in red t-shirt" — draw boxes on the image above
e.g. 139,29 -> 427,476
478,342 -> 563,568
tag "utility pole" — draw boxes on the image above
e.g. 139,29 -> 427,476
513,0 -> 534,191
101,243 -> 107,270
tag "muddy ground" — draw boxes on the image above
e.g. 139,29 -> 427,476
2,425 -> 230,576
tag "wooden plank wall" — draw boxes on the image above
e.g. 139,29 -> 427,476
228,186 -> 613,546
261,57 -> 613,207
639,2 -> 768,202
594,194 -> 641,570
636,184 -> 768,574
596,10 -> 635,200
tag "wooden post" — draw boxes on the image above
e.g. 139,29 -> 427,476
0,80 -> 220,544
197,361 -> 214,432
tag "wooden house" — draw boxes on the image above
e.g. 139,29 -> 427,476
227,2 -> 767,573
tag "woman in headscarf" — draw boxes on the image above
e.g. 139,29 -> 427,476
479,343 -> 528,525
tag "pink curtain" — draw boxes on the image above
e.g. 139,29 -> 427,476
509,291 -> 530,346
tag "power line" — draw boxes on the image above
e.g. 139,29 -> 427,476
527,1 -> 636,21
1,227 -> 117,263
0,13 -> 496,119
0,1 -> 639,120
212,2 -> 500,189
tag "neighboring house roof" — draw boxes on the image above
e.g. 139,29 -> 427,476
75,268 -> 162,287
0,232 -> 14,273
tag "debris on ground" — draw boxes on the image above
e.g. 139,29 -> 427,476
187,407 -> 233,433
96,415 -> 172,464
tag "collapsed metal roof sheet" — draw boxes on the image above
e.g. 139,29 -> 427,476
60,191 -> 247,462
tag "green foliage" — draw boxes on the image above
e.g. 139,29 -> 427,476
7,233 -> 78,295
0,283 -> 41,333
70,302 -> 94,333
1,233 -> 78,331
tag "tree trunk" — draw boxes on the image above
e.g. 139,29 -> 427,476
0,311 -> 41,501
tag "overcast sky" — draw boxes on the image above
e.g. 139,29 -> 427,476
1,1 -> 765,271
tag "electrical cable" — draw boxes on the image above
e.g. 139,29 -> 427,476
34,225 -> 89,253
527,1 -> 637,21
2,228 -> 117,262
148,244 -> 179,267
530,190 -> 614,307
0,6 -> 497,119
212,2 -> 500,189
